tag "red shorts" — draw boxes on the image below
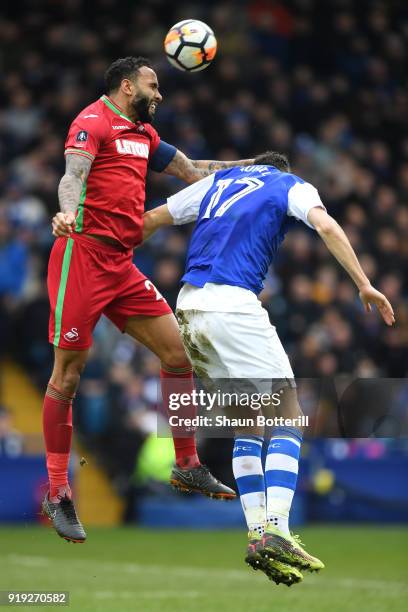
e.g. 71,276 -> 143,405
48,234 -> 172,350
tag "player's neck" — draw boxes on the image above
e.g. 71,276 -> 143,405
107,92 -> 136,123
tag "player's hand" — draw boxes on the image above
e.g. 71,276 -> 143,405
52,212 -> 76,237
359,284 -> 395,326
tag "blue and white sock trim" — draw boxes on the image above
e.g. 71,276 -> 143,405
265,427 -> 302,531
232,436 -> 266,533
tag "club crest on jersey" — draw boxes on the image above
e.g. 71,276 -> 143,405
63,327 -> 79,342
76,130 -> 88,142
115,139 -> 149,158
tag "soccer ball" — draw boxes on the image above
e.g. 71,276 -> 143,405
164,20 -> 217,72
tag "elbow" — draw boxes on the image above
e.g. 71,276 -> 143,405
315,221 -> 335,236
184,160 -> 202,184
314,216 -> 339,237
185,171 -> 201,185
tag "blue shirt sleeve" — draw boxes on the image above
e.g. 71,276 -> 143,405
149,140 -> 177,172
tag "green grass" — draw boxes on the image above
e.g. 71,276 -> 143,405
0,526 -> 407,611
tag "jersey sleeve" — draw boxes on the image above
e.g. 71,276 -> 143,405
167,174 -> 215,225
64,114 -> 108,161
145,125 -> 161,157
287,182 -> 326,229
149,140 -> 177,172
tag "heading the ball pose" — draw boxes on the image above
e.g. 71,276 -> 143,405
43,55 -> 261,543
143,151 -> 395,585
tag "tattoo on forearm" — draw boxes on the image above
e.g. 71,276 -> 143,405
164,150 -> 254,184
191,159 -> 254,178
58,154 -> 92,214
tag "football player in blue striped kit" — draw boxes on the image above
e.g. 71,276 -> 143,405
143,151 -> 394,585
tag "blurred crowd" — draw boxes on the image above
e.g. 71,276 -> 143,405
0,0 -> 407,484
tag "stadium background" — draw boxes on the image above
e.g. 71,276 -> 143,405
0,1 -> 407,610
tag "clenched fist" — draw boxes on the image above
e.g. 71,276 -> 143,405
52,212 -> 76,237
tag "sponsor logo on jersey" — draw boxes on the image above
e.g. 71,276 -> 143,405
115,139 -> 149,158
83,114 -> 99,118
112,125 -> 130,130
63,327 -> 79,342
76,130 -> 88,142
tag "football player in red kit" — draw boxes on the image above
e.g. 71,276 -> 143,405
43,56 -> 251,542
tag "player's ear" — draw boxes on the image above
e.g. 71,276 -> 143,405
121,78 -> 134,96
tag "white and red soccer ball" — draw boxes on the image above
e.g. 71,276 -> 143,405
164,19 -> 217,72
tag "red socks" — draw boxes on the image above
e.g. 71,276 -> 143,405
43,366 -> 199,498
42,383 -> 74,499
160,365 -> 200,469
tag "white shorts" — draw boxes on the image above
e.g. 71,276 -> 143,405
176,303 -> 294,392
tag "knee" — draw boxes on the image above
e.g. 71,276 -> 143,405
234,426 -> 265,438
161,345 -> 190,370
51,360 -> 85,397
60,370 -> 81,396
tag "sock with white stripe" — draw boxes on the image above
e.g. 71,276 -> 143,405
232,436 -> 265,537
265,426 -> 302,536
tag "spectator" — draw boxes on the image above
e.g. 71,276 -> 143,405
0,213 -> 28,357
0,406 -> 23,458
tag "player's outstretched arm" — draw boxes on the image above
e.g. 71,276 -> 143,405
143,172 -> 214,240
53,154 -> 93,237
308,207 -> 395,326
143,205 -> 173,241
162,149 -> 254,184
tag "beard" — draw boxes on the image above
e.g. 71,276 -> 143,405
131,94 -> 154,123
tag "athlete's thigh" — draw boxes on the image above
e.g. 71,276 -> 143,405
177,309 -> 259,377
219,309 -> 294,380
177,308 -> 294,393
177,309 -> 264,435
48,236 -> 107,350
176,309 -> 230,378
104,265 -> 173,344
124,312 -> 186,364
177,308 -> 275,377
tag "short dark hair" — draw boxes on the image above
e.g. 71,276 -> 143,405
254,151 -> 290,172
104,57 -> 153,93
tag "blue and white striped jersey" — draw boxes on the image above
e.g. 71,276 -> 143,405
167,165 -> 324,295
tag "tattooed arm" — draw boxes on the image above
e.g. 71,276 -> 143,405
163,149 -> 254,184
52,154 -> 93,237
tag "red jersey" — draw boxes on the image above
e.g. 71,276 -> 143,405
65,95 -> 161,249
